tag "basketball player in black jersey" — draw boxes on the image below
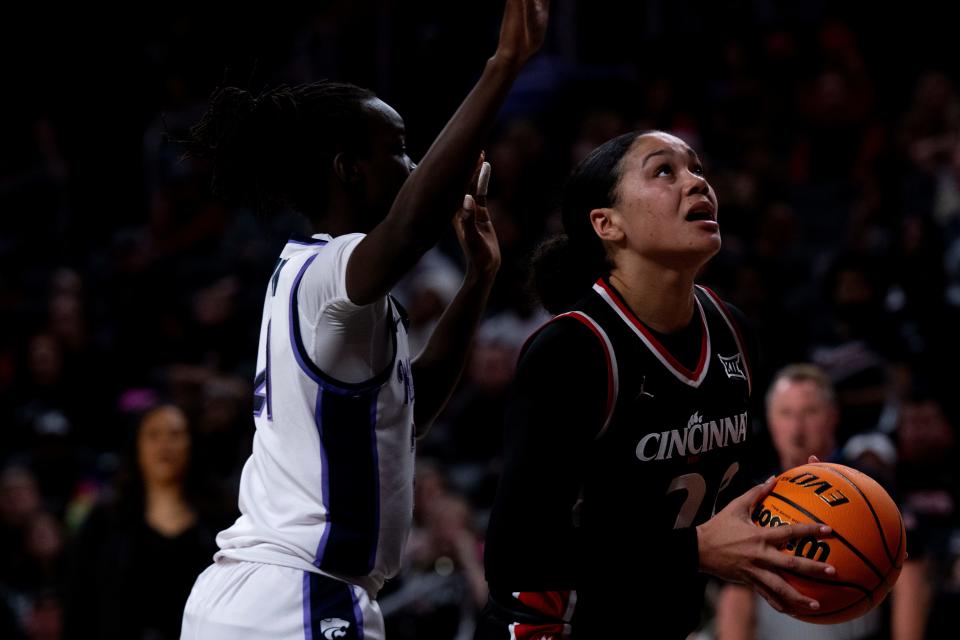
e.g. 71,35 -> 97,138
475,131 -> 837,639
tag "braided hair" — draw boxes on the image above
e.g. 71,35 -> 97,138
184,81 -> 376,220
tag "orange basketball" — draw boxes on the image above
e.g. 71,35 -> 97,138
751,462 -> 906,624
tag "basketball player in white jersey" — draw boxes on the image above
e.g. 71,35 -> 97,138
179,2 -> 550,638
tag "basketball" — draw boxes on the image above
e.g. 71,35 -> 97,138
751,462 -> 906,624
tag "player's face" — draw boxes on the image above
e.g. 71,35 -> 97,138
608,132 -> 720,268
137,406 -> 191,486
355,98 -> 416,230
767,379 -> 838,469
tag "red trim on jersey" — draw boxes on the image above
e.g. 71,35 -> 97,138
509,621 -> 565,640
594,278 -> 708,382
509,591 -> 575,640
697,285 -> 753,394
517,319 -> 550,363
555,312 -> 615,431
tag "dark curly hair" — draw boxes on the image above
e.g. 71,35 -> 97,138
183,81 -> 377,220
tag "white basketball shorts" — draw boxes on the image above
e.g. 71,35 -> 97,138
181,558 -> 385,639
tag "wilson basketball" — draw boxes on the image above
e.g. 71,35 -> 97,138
751,462 -> 906,624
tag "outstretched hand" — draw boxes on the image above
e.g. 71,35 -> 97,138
455,154 -> 500,283
494,0 -> 550,66
697,477 -> 836,614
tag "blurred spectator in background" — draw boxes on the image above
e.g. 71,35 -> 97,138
0,466 -> 44,584
0,465 -> 54,638
63,403 -> 220,640
891,386 -> 960,639
422,308 -> 547,509
382,460 -> 487,640
397,250 -> 465,356
2,3 -> 960,637
164,366 -> 253,494
809,253 -> 900,444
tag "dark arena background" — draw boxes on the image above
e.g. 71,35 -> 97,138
2,1 -> 958,638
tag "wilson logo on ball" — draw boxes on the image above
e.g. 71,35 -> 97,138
751,504 -> 833,561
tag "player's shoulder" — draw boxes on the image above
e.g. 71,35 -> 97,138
287,232 -> 364,256
326,232 -> 365,248
696,286 -> 754,332
518,311 -> 610,373
723,301 -> 754,337
528,310 -> 608,348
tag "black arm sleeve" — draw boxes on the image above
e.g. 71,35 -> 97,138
483,318 -> 609,590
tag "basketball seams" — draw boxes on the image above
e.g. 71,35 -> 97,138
779,569 -> 872,598
816,463 -> 895,567
795,594 -> 869,620
894,511 -> 905,569
761,463 -> 906,624
767,491 -> 886,583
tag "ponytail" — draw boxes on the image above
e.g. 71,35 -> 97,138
531,233 -> 607,314
531,131 -> 642,313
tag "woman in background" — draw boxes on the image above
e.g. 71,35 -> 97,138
65,403 -> 219,640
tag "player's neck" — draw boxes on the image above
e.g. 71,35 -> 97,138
608,263 -> 696,334
309,210 -> 349,237
317,191 -> 372,236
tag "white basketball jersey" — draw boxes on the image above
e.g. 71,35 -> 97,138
216,233 -> 416,597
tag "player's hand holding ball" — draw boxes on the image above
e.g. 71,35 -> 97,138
697,476 -> 836,615
750,461 -> 906,623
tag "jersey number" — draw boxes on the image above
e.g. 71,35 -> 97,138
254,259 -> 289,419
253,322 -> 273,420
665,462 -> 739,528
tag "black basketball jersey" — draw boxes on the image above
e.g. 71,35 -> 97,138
579,277 -> 752,537
480,277 -> 757,639
571,278 -> 755,635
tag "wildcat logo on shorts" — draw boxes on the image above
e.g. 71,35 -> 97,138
319,618 -> 351,639
718,353 -> 746,381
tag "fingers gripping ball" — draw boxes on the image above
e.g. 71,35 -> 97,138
752,463 -> 906,624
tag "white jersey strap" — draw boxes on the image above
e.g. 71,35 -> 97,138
592,279 -> 711,388
696,285 -> 753,396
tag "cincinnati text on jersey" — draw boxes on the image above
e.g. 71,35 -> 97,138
635,411 -> 748,462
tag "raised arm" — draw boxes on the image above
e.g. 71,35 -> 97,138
412,160 -> 497,434
346,0 -> 550,305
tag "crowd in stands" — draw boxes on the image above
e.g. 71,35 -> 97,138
2,2 -> 958,638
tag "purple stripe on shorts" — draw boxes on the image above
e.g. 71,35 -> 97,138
349,585 -> 365,639
302,571 -> 313,640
